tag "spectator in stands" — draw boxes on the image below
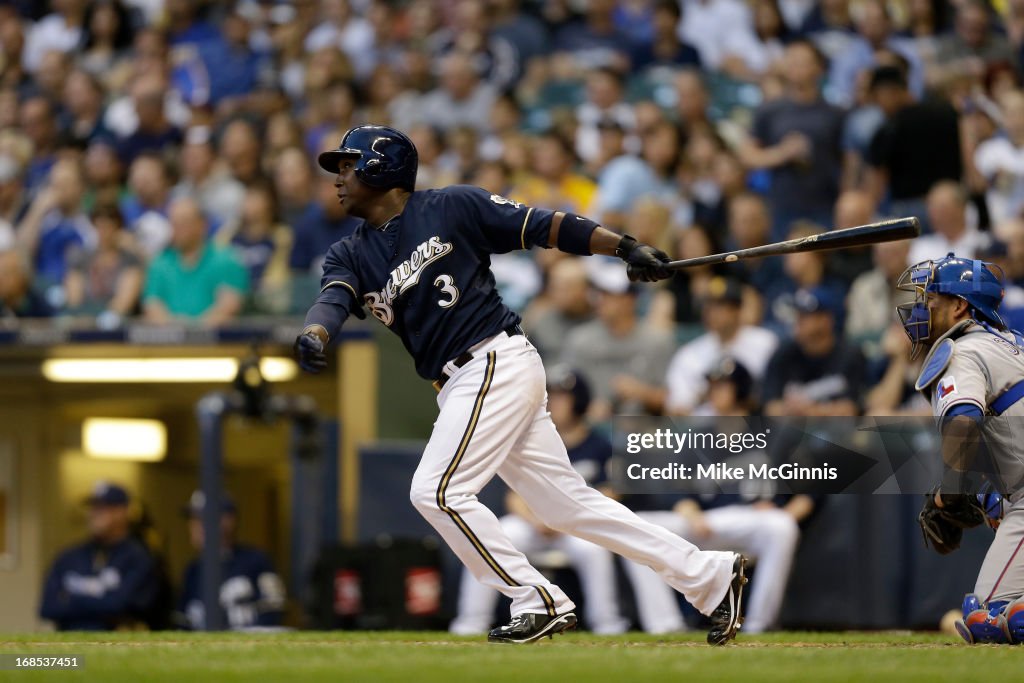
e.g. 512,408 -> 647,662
63,202 -> 142,321
845,237 -> 912,359
554,0 -> 633,73
725,193 -> 786,302
77,0 -> 136,85
975,89 -> 1024,231
18,95 -> 59,192
829,189 -> 878,284
0,152 -> 28,226
490,0 -> 550,73
16,157 -> 94,286
561,264 -> 674,421
304,0 -> 375,80
165,0 -> 218,48
596,118 -> 685,231
0,248 -> 51,317
718,0 -> 790,82
511,131 -> 596,215
218,183 -> 291,314
740,39 -> 844,237
116,73 -> 183,164
864,320 -> 931,416
763,287 -> 865,417
932,0 -> 1017,90
449,369 -> 627,636
407,124 -> 459,191
177,490 -> 285,631
828,0 -> 923,107
523,257 -> 593,363
39,481 -> 159,631
409,52 -> 497,135
22,0 -> 86,74
173,125 -> 245,231
908,181 -> 989,264
769,222 -> 850,332
866,65 -> 962,225
121,153 -> 174,259
678,0 -> 756,71
82,139 -> 124,209
665,277 -> 778,415
62,68 -> 110,147
0,13 -> 29,94
143,195 -> 248,325
289,176 -> 361,275
629,0 -> 701,72
671,69 -> 712,140
273,146 -> 314,229
575,67 -> 635,168
217,118 -> 264,187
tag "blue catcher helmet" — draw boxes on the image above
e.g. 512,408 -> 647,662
896,252 -> 1006,358
317,125 -> 418,191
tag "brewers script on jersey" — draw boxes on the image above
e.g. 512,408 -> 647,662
297,125 -> 745,644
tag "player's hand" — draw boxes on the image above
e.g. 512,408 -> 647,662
615,235 -> 672,282
294,330 -> 327,374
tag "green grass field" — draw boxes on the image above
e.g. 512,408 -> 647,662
0,631 -> 1016,683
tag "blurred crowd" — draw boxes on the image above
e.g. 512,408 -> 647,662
2,0 -> 1024,413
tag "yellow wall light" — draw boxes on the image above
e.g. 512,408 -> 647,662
42,357 -> 299,383
83,418 -> 168,462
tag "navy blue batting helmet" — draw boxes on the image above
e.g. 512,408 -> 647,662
317,125 -> 418,191
897,252 -> 1006,357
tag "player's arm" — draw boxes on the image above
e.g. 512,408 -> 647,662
463,187 -> 673,282
547,212 -> 673,282
295,242 -> 363,374
932,350 -> 989,502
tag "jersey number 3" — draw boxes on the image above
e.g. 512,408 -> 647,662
434,274 -> 459,308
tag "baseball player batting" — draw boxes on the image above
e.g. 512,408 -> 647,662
295,125 -> 747,644
898,253 -> 1024,644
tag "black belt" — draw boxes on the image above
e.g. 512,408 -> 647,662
433,324 -> 524,391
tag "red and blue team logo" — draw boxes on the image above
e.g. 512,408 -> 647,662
937,376 -> 957,399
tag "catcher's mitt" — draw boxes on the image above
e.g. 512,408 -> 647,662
918,487 -> 986,555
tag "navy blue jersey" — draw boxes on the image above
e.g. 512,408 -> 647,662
178,545 -> 285,630
39,537 -> 158,631
315,186 -> 556,379
568,431 -> 612,487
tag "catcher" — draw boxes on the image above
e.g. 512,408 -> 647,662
898,252 -> 1024,644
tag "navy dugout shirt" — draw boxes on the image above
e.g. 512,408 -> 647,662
315,186 -> 556,379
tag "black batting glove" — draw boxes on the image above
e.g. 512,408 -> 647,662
294,329 -> 328,374
615,235 -> 672,282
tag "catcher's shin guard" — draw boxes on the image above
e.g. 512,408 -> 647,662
1004,597 -> 1024,644
958,595 -> 1011,644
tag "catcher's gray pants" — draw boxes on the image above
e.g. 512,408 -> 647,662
976,495 -> 1024,603
408,331 -> 735,618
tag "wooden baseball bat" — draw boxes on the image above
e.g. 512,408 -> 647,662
664,216 -> 921,271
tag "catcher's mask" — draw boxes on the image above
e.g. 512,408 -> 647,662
896,252 -> 1006,359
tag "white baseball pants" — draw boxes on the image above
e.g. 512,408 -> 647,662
624,507 -> 800,633
449,513 -> 629,634
408,331 -> 735,619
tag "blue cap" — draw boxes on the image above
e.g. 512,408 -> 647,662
183,490 -> 238,517
793,286 -> 836,316
86,481 -> 130,507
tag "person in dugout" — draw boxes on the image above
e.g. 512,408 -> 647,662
177,491 -> 286,630
39,481 -> 160,630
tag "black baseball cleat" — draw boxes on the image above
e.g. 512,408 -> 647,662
487,612 -> 577,644
707,554 -> 748,646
